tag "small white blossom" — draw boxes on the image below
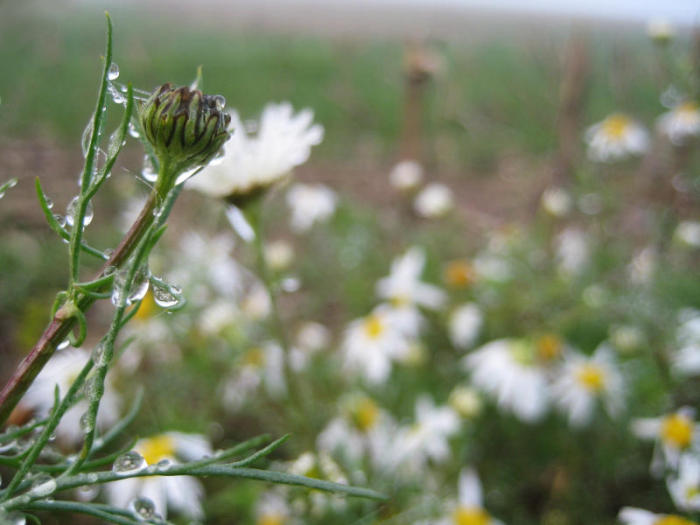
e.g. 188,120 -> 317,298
376,246 -> 446,310
672,309 -> 700,377
647,18 -> 675,43
541,186 -> 572,217
674,221 -> 700,248
449,303 -> 483,350
658,101 -> 700,145
632,407 -> 698,473
585,113 -> 649,162
426,468 -> 505,525
265,239 -> 294,270
619,507 -> 694,525
286,183 -> 337,233
556,228 -> 589,276
389,160 -> 424,191
414,183 -> 454,218
667,454 -> 700,511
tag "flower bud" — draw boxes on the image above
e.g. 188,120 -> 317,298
140,83 -> 231,185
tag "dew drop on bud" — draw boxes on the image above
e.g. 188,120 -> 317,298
130,497 -> 159,521
213,94 -> 226,111
56,339 -> 70,351
65,196 -> 94,227
81,116 -> 95,157
44,197 -> 54,209
79,412 -> 94,434
112,451 -> 147,475
108,63 -> 120,81
141,155 -> 158,183
151,280 -> 184,309
128,122 -> 140,138
128,266 -> 150,303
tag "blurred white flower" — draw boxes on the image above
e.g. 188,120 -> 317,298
197,300 -> 239,336
585,113 -> 649,162
628,246 -> 657,285
672,309 -> 700,377
551,345 -> 624,427
288,451 -> 347,485
376,246 -> 446,310
240,282 -> 272,320
392,396 -> 460,471
556,228 -> 589,276
674,221 -> 700,248
22,348 -> 120,446
667,454 -> 700,511
106,432 -> 212,520
619,507 -> 693,525
414,183 -> 454,218
473,253 -> 512,283
449,303 -> 483,350
658,101 -> 700,145
428,468 -> 505,525
647,18 -> 675,43
541,186 -> 572,217
389,159 -> 424,191
188,102 -> 323,199
341,305 -> 412,384
610,324 -> 645,354
265,239 -> 294,270
448,385 -> 483,419
255,490 -> 293,525
286,183 -> 337,233
464,339 -> 550,423
632,407 -> 698,473
222,342 -> 287,410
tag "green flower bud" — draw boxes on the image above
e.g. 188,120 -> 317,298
140,83 -> 231,188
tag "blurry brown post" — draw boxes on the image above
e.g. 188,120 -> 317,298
552,32 -> 589,185
400,40 -> 439,162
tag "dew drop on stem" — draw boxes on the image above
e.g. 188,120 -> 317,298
112,450 -> 147,475
130,497 -> 159,521
107,62 -> 120,81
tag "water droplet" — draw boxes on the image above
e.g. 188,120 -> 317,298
81,116 -> 95,157
29,474 -> 57,497
0,440 -> 16,453
65,196 -> 94,227
56,339 -> 70,351
44,197 -> 54,209
91,343 -> 108,366
113,451 -> 147,475
111,264 -> 150,307
156,458 -> 172,469
108,84 -> 126,105
108,63 -> 120,81
1,178 -> 19,199
174,165 -> 199,186
79,412 -> 94,434
128,122 -> 140,138
151,280 -> 184,309
108,130 -> 122,158
130,497 -> 159,521
213,94 -> 226,111
76,484 -> 99,501
141,155 -> 158,183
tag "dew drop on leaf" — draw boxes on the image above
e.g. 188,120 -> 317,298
112,451 -> 147,475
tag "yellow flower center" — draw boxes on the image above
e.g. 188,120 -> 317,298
536,334 -> 562,362
243,347 -> 266,368
602,114 -> 631,139
137,434 -> 176,465
453,506 -> 490,525
132,291 -> 158,321
575,364 -> 605,392
678,101 -> 698,115
661,413 -> 694,449
363,315 -> 385,339
258,514 -> 285,525
351,397 -> 379,432
654,516 -> 697,525
445,260 -> 475,288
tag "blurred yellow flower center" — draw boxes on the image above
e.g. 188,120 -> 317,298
352,397 -> 379,432
678,101 -> 698,115
391,295 -> 410,307
509,341 -> 535,366
364,315 -> 385,339
575,364 -> 605,392
654,516 -> 697,525
602,115 -> 631,139
661,413 -> 693,449
138,434 -> 175,465
445,260 -> 475,288
258,514 -> 285,525
452,506 -> 490,525
536,334 -> 562,362
133,291 -> 158,321
243,347 -> 266,368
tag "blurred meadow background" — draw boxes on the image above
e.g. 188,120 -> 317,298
1,0 -> 699,523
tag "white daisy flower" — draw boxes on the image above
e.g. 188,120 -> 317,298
619,507 -> 695,525
647,17 -> 675,43
658,101 -> 700,145
341,306 -> 412,384
376,246 -> 446,310
105,432 -> 212,520
286,183 -> 337,233
674,221 -> 700,248
672,309 -> 700,376
449,303 -> 483,350
392,396 -> 460,471
22,348 -> 120,446
188,102 -> 323,199
541,186 -> 572,217
585,113 -> 649,162
463,339 -> 550,423
632,407 -> 698,472
429,468 -> 505,525
414,183 -> 454,218
389,159 -> 424,191
221,342 -> 287,410
667,454 -> 700,511
551,345 -> 624,427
